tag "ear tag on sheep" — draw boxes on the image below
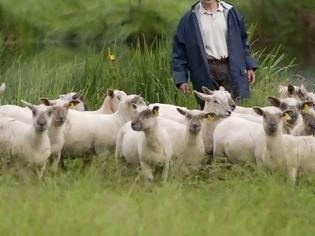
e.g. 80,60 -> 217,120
284,113 -> 291,121
153,110 -> 159,116
69,103 -> 76,110
208,114 -> 215,121
303,104 -> 310,111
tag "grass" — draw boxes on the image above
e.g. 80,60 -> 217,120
0,38 -> 313,235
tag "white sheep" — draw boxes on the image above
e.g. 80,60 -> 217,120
0,100 -> 78,173
278,84 -> 301,99
291,102 -> 315,136
62,94 -> 145,159
253,107 -> 315,185
0,101 -> 53,177
50,92 -> 87,111
87,89 -> 127,114
115,105 -> 172,182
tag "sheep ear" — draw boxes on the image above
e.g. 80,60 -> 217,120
176,108 -> 187,116
253,107 -> 264,116
287,84 -> 295,95
268,96 -> 281,108
283,110 -> 295,121
40,97 -> 52,106
301,101 -> 313,111
132,103 -> 137,109
205,112 -> 216,121
201,86 -> 213,95
106,89 -> 114,98
21,100 -> 36,112
152,106 -> 159,116
194,90 -> 206,101
72,92 -> 81,100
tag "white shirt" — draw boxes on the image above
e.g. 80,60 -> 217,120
197,2 -> 229,60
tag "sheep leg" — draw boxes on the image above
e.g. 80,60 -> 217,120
51,153 -> 61,174
140,161 -> 154,182
37,161 -> 47,179
287,167 -> 297,186
161,161 -> 170,183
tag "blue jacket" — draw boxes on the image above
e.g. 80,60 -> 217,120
172,1 -> 258,98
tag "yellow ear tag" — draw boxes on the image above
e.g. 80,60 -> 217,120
208,114 -> 215,121
303,104 -> 310,111
69,103 -> 76,110
284,113 -> 291,121
153,110 -> 159,116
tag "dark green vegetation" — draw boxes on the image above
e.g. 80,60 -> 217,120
0,0 -> 315,235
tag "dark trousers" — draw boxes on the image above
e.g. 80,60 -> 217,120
196,60 -> 234,110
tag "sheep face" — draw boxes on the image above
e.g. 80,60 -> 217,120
253,107 -> 294,136
120,95 -> 145,120
41,99 -> 79,127
131,106 -> 159,131
278,84 -> 301,99
22,102 -> 53,132
202,86 -> 236,111
176,108 -> 212,135
194,90 -> 232,118
104,89 -> 127,113
301,103 -> 315,135
58,92 -> 87,111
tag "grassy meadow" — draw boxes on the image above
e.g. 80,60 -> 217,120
1,0 -> 315,235
0,40 -> 314,236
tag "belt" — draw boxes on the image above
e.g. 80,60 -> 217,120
207,57 -> 229,64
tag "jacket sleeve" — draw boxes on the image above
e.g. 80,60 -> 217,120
236,12 -> 258,71
172,17 -> 189,87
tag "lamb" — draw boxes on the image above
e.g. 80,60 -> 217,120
115,105 -> 172,182
62,94 -> 145,159
253,107 -> 315,185
0,100 -> 77,173
116,107 -> 210,176
213,112 -> 267,164
278,84 -> 301,99
291,102 -> 315,136
85,89 -> 127,114
148,86 -> 233,124
0,101 -> 52,177
49,92 -> 87,111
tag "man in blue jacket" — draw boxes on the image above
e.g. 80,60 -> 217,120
173,0 -> 257,107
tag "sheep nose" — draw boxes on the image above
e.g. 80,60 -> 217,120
38,120 -> 47,126
230,104 -> 236,111
226,110 -> 232,116
192,124 -> 199,129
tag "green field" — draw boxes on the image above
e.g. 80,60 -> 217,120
1,40 -> 314,235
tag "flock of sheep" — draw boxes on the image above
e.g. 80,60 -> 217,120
0,82 -> 315,184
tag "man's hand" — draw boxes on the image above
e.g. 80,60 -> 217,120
179,83 -> 190,95
247,69 -> 256,85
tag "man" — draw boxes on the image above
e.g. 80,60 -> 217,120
172,0 -> 257,107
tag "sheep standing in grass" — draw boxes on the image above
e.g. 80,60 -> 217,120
291,103 -> 315,136
0,101 -> 52,177
116,105 -> 172,182
0,100 -> 76,173
85,89 -> 127,114
253,107 -> 315,185
62,95 -> 145,159
52,92 -> 87,111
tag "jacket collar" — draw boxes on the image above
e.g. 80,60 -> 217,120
192,1 -> 233,13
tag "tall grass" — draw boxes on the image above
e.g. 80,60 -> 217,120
0,17 -> 311,236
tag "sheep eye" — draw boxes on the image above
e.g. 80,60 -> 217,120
32,110 -> 37,116
213,100 -> 219,104
48,111 -> 52,116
